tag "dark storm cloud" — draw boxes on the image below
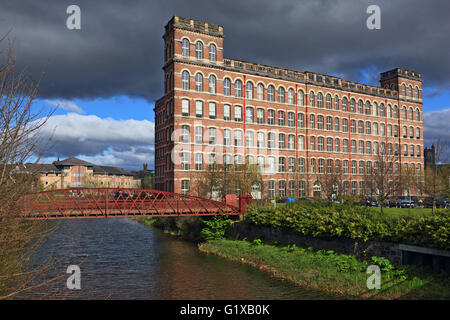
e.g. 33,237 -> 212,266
1,0 -> 449,102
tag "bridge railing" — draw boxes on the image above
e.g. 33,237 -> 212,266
18,188 -> 251,220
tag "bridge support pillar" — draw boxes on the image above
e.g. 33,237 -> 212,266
238,195 -> 252,220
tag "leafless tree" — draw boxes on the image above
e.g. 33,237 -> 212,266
364,150 -> 402,214
422,136 -> 449,213
0,36 -> 57,299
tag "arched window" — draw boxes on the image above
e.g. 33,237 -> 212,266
246,82 -> 253,99
257,84 -> 264,100
309,91 -> 315,107
224,78 -> 231,96
393,106 -> 398,119
415,108 -> 420,121
365,101 -> 371,115
182,39 -> 190,57
181,71 -> 190,90
334,95 -> 340,110
350,98 -> 356,112
387,105 -> 392,118
380,103 -> 385,117
326,94 -> 332,109
409,107 -> 413,120
297,90 -> 304,106
209,75 -> 216,94
195,41 -> 203,59
401,84 -> 406,96
414,87 -> 419,99
195,73 -> 203,91
209,44 -> 216,62
235,79 -> 243,97
317,92 -> 323,108
402,106 -> 407,120
358,100 -> 363,114
278,87 -> 285,103
373,102 -> 378,117
288,89 -> 295,105
342,97 -> 348,112
408,85 -> 413,98
335,138 -> 340,152
268,85 -> 275,101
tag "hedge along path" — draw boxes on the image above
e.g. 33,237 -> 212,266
244,203 -> 450,250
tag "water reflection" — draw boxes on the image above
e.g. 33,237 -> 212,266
23,218 -> 335,299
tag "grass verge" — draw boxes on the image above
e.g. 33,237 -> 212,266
198,239 -> 450,300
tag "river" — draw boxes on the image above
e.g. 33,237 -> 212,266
22,218 -> 335,299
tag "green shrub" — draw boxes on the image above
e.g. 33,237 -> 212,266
201,215 -> 232,241
244,202 -> 450,250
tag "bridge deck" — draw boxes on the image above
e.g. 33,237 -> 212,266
18,188 -> 246,220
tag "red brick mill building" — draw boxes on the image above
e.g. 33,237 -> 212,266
154,16 -> 424,199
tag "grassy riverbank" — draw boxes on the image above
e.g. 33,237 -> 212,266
199,239 -> 450,299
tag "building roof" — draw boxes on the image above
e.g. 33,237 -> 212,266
93,165 -> 134,176
53,157 -> 95,167
25,163 -> 61,173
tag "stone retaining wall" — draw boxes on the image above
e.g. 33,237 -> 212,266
227,222 -> 403,264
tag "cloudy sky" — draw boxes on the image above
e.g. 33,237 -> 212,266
1,0 -> 449,170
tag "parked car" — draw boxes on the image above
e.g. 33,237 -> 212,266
363,197 -> 378,207
422,197 -> 446,208
444,200 -> 450,209
386,197 -> 398,207
396,196 -> 415,208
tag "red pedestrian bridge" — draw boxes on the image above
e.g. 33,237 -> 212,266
18,188 -> 252,220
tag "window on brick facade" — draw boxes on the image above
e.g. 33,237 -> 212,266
224,104 -> 231,120
342,97 -> 348,112
278,133 -> 285,149
317,115 -> 324,130
209,44 -> 216,62
235,80 -> 242,97
182,39 -> 190,57
267,109 -> 275,125
288,89 -> 295,105
350,98 -> 356,112
195,41 -> 203,59
268,85 -> 275,101
257,108 -> 264,124
288,112 -> 295,127
278,111 -> 285,126
257,84 -> 264,100
234,106 -> 242,121
195,126 -> 203,144
298,135 -> 305,151
179,72 -> 189,92
246,107 -> 253,123
195,73 -> 203,91
309,91 -> 315,106
326,94 -> 331,109
209,102 -> 216,119
317,92 -> 323,108
209,75 -> 216,94
181,99 -> 189,116
278,87 -> 285,103
195,101 -> 203,117
298,90 -> 304,106
246,82 -> 253,99
224,78 -> 231,96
